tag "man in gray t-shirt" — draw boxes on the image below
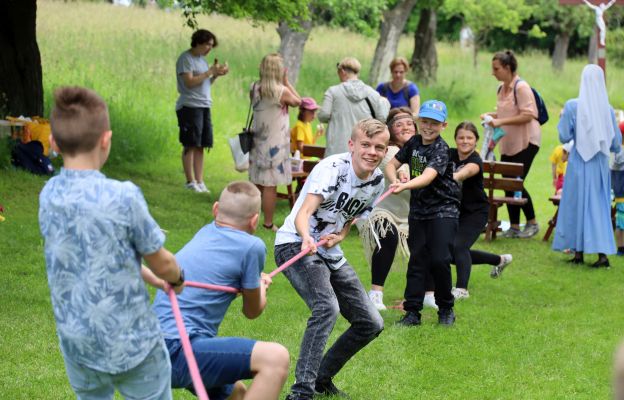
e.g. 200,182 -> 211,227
175,29 -> 228,194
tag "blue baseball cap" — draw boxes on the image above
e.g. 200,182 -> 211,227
418,100 -> 447,122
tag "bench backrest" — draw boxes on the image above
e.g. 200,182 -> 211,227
302,144 -> 325,159
482,161 -> 525,194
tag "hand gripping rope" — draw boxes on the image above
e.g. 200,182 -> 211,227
166,187 -> 395,399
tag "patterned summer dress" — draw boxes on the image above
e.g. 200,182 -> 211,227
249,83 -> 292,186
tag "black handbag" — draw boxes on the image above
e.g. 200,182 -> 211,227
228,83 -> 256,171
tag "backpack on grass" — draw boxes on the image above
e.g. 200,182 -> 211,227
11,140 -> 54,175
497,79 -> 549,125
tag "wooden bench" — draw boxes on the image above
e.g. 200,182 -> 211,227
542,194 -> 616,242
482,161 -> 527,241
276,145 -> 325,208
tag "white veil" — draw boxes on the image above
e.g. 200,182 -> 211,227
576,64 -> 616,162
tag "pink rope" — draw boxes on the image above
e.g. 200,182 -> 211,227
167,187 -> 395,397
166,284 -> 209,400
185,281 -> 240,293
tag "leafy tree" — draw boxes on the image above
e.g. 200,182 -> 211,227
443,0 -> 534,67
527,0 -> 594,70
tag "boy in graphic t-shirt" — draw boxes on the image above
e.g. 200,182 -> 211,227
275,118 -> 388,400
386,100 -> 461,327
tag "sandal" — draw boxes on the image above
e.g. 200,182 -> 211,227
262,223 -> 279,232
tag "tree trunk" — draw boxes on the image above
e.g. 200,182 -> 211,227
277,19 -> 313,87
0,0 -> 43,117
368,0 -> 418,86
410,7 -> 438,84
588,29 -> 598,65
551,31 -> 570,71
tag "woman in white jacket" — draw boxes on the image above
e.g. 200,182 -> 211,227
318,57 -> 389,156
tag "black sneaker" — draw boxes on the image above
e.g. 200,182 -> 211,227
396,311 -> 421,327
314,379 -> 350,398
285,393 -> 313,400
438,308 -> 455,326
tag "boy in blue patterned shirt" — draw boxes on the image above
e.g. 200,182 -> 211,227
39,86 -> 184,400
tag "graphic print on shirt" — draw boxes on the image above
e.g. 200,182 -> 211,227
410,150 -> 427,177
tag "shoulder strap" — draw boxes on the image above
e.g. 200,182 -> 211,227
403,81 -> 411,103
245,82 -> 256,130
364,97 -> 376,119
513,79 -> 523,105
381,82 -> 390,97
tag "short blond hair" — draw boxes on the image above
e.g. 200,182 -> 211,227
338,57 -> 361,75
351,118 -> 389,141
216,181 -> 261,226
50,86 -> 110,156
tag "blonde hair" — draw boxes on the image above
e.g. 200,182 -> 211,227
259,53 -> 284,100
216,181 -> 261,226
351,118 -> 388,141
338,57 -> 361,75
50,86 -> 110,156
389,57 -> 410,72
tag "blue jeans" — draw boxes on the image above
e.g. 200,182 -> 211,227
166,336 -> 255,400
63,340 -> 172,400
275,242 -> 384,397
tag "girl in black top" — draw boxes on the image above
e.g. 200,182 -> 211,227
450,121 -> 512,299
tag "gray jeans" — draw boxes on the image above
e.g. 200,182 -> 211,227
275,243 -> 384,397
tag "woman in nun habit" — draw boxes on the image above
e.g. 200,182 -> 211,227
553,64 -> 622,267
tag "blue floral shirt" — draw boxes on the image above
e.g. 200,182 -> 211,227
39,169 -> 165,374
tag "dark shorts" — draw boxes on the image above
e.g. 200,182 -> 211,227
176,106 -> 213,148
166,336 -> 255,400
612,170 -> 624,198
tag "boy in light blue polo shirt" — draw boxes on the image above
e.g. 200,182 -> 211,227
152,181 -> 289,400
39,86 -> 184,400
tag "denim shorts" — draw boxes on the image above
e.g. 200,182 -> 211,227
176,106 -> 213,148
166,336 -> 255,400
63,340 -> 172,400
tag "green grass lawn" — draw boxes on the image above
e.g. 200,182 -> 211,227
2,1 -> 624,399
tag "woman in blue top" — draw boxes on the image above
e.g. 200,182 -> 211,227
376,57 -> 420,114
553,64 -> 622,267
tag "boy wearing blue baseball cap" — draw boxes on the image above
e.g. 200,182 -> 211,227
385,100 -> 461,326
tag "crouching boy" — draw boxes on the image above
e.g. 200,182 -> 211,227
152,181 -> 289,400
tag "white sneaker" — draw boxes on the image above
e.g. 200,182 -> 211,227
185,181 -> 201,192
490,254 -> 513,278
368,290 -> 386,311
195,182 -> 211,194
423,293 -> 438,310
452,287 -> 470,300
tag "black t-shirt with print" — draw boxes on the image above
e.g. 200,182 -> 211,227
395,135 -> 460,220
450,148 -> 489,216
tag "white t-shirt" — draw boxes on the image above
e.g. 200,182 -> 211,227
275,153 -> 385,269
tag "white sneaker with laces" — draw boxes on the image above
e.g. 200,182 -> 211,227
196,182 -> 210,194
423,293 -> 438,310
451,287 -> 470,300
185,181 -> 200,192
368,290 -> 386,311
490,254 -> 513,278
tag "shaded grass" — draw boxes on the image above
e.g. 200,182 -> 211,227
2,1 -> 624,399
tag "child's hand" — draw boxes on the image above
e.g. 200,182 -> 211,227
316,124 -> 325,136
301,235 -> 317,255
218,62 -> 229,76
260,272 -> 273,289
320,233 -> 344,248
389,182 -> 406,194
398,170 -> 408,183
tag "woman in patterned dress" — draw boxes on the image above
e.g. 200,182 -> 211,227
250,53 -> 301,231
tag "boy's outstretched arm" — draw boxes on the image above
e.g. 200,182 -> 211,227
391,167 -> 438,194
241,273 -> 272,319
143,248 -> 184,294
